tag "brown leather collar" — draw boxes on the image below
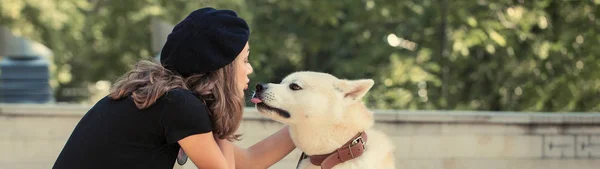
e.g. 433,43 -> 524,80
308,132 -> 368,169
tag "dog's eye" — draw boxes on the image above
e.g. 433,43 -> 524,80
289,83 -> 302,90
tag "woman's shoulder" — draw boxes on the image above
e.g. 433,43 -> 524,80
166,87 -> 194,96
160,87 -> 214,143
162,87 -> 203,104
159,87 -> 211,119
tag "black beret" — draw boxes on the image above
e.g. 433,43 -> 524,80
160,7 -> 250,78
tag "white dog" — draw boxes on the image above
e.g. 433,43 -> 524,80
250,71 -> 396,169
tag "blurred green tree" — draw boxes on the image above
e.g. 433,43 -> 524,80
0,0 -> 246,102
0,0 -> 597,112
246,0 -> 600,112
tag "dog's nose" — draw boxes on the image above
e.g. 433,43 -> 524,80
255,83 -> 268,92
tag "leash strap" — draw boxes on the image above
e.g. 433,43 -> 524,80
296,152 -> 309,169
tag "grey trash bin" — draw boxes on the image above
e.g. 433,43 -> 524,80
0,56 -> 53,103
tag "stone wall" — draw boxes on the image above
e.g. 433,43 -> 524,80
1,104 -> 599,169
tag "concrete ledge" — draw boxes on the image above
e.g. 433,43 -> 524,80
0,103 -> 90,117
1,103 -> 599,124
2,104 -> 599,169
394,110 -> 600,125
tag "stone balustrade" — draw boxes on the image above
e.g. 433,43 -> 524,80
1,103 -> 599,169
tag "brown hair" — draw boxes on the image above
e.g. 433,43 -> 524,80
109,59 -> 244,141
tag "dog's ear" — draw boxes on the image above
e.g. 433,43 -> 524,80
336,79 -> 374,103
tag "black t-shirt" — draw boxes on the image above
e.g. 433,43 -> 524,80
53,88 -> 213,169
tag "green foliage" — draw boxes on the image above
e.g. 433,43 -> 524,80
1,0 -> 598,112
246,0 -> 600,112
0,0 -> 244,102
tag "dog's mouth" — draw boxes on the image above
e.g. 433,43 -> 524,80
250,98 -> 291,118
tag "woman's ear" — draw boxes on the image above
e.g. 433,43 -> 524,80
335,79 -> 375,103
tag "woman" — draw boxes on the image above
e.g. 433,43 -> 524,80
53,7 -> 296,169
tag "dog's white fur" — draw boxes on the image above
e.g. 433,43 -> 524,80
253,71 -> 395,169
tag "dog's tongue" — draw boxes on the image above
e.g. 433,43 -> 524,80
250,98 -> 262,104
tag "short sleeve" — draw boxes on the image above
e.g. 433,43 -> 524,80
161,88 -> 213,144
